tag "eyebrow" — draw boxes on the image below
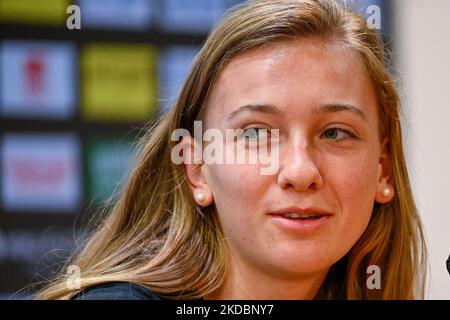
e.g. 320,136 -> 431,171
314,103 -> 367,122
227,103 -> 282,121
227,102 -> 367,122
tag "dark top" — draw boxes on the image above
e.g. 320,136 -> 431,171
71,282 -> 163,300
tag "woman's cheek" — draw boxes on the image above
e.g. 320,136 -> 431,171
331,154 -> 378,236
215,163 -> 269,195
211,165 -> 270,229
206,165 -> 264,245
333,148 -> 378,192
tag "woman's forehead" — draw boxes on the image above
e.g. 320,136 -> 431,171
205,38 -> 376,124
223,38 -> 356,73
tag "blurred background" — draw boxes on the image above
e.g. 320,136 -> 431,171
0,0 -> 448,299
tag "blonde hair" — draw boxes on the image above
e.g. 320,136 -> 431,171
36,0 -> 427,299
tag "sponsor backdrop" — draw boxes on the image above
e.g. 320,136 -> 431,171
0,0 -> 387,298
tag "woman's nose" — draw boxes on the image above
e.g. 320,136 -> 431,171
276,140 -> 323,192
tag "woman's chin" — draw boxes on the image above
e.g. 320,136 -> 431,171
263,246 -> 340,276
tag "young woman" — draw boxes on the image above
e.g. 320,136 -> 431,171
37,0 -> 427,299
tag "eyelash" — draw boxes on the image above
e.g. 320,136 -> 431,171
240,127 -> 357,142
321,127 -> 356,141
241,127 -> 269,139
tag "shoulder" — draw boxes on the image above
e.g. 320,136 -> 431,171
71,282 -> 163,300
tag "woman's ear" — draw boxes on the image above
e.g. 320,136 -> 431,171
180,136 -> 214,207
375,137 -> 395,204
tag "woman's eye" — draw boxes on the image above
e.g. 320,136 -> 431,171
242,127 -> 268,140
321,128 -> 354,141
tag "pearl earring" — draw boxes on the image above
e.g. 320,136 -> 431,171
196,193 -> 206,203
382,187 -> 391,197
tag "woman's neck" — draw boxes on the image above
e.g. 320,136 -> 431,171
204,258 -> 329,300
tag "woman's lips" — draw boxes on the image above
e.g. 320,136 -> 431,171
268,207 -> 333,233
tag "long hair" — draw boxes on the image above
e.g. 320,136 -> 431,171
36,0 -> 427,299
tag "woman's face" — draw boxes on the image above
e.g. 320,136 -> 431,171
187,39 -> 394,283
